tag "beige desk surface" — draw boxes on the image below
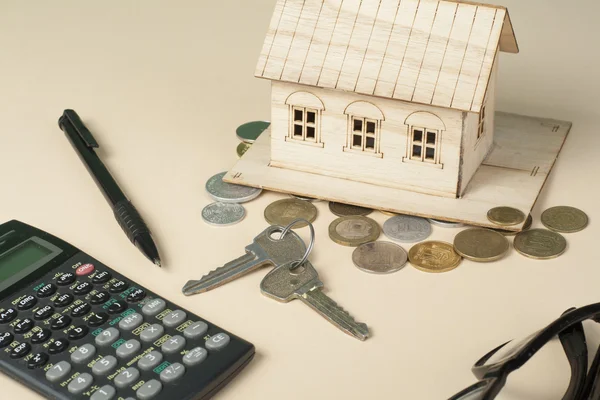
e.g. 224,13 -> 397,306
0,1 -> 599,399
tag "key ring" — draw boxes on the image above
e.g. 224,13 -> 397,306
279,218 -> 314,270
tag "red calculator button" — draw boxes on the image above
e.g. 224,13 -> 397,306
76,264 -> 95,276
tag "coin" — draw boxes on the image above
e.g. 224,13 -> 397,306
236,142 -> 251,158
202,202 -> 246,226
427,218 -> 464,228
487,206 -> 526,226
264,198 -> 318,228
236,121 -> 271,143
380,210 -> 398,216
541,206 -> 588,233
352,242 -> 408,274
383,215 -> 432,243
514,229 -> 567,259
494,214 -> 533,236
408,241 -> 462,273
329,202 -> 373,217
289,194 -> 321,202
206,172 -> 262,203
453,228 -> 510,262
329,216 -> 380,247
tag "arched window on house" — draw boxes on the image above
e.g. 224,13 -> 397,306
343,101 -> 385,157
285,92 -> 325,145
404,112 -> 446,167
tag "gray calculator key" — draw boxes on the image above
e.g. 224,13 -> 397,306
141,299 -> 166,317
91,385 -> 116,400
205,333 -> 230,351
116,339 -> 141,359
161,335 -> 186,355
68,372 -> 93,395
114,367 -> 140,389
182,347 -> 208,367
92,356 -> 118,376
183,321 -> 208,339
95,327 -> 120,347
136,379 -> 163,400
159,362 -> 186,384
118,313 -> 143,330
71,343 -> 96,364
138,350 -> 163,371
45,361 -> 71,382
140,324 -> 164,343
162,310 -> 186,328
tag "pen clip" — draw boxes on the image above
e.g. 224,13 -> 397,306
60,109 -> 99,148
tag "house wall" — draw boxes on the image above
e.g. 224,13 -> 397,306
269,81 -> 463,198
458,58 -> 499,196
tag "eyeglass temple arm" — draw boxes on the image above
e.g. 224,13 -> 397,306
578,343 -> 600,399
559,313 -> 587,400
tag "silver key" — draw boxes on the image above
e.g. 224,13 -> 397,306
182,225 -> 306,295
261,261 -> 370,341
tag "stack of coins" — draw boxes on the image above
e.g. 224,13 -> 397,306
235,121 -> 270,158
203,171 -> 263,226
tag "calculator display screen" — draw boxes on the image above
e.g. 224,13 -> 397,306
0,241 -> 54,280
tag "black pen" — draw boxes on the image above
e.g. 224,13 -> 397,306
58,109 -> 162,267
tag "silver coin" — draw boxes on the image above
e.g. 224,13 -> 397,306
202,202 -> 246,226
352,242 -> 408,274
205,172 -> 262,203
383,215 -> 432,243
427,218 -> 464,228
289,194 -> 321,202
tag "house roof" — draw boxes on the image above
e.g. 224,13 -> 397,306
255,0 -> 518,113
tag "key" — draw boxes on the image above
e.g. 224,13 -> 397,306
182,225 -> 307,295
261,261 -> 370,341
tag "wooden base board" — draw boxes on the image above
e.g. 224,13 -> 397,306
224,112 -> 571,231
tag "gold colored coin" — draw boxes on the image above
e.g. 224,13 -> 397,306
408,241 -> 462,273
236,142 -> 251,158
541,206 -> 588,233
328,216 -> 380,247
487,207 -> 526,226
453,228 -> 510,262
264,199 -> 318,228
514,228 -> 567,260
380,210 -> 398,216
494,214 -> 533,236
329,202 -> 373,217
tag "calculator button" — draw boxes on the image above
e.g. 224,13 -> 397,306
75,263 -> 95,276
0,308 -> 17,323
46,361 -> 71,382
137,350 -> 163,371
72,302 -> 91,317
17,295 -> 37,310
141,298 -> 166,317
68,372 -> 94,395
51,315 -> 72,330
136,379 -> 162,400
56,272 -> 76,286
119,313 -> 143,331
182,347 -> 208,367
116,339 -> 141,359
0,332 -> 14,348
48,338 -> 69,354
95,328 -> 120,347
109,280 -> 129,293
205,333 -> 230,351
33,305 -> 54,320
68,325 -> 89,340
91,385 -> 116,400
140,324 -> 164,343
114,367 -> 140,388
27,352 -> 49,369
10,342 -> 31,358
162,310 -> 186,328
36,283 -> 57,298
90,291 -> 110,305
14,318 -> 34,334
126,288 -> 146,303
71,343 -> 96,364
161,335 -> 186,355
92,355 -> 118,376
88,312 -> 109,327
73,281 -> 93,296
107,301 -> 126,314
92,271 -> 112,284
183,321 -> 208,339
54,293 -> 74,308
31,328 -> 52,344
160,363 -> 185,384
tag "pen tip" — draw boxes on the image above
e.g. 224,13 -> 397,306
154,259 -> 162,268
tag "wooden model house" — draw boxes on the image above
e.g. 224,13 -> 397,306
255,0 -> 518,198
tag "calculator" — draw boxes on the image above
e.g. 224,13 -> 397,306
0,220 -> 254,400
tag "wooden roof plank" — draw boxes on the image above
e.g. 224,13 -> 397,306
255,0 -> 286,77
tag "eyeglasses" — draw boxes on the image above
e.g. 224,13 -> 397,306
448,303 -> 600,400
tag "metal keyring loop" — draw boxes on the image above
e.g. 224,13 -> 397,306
279,218 -> 315,270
